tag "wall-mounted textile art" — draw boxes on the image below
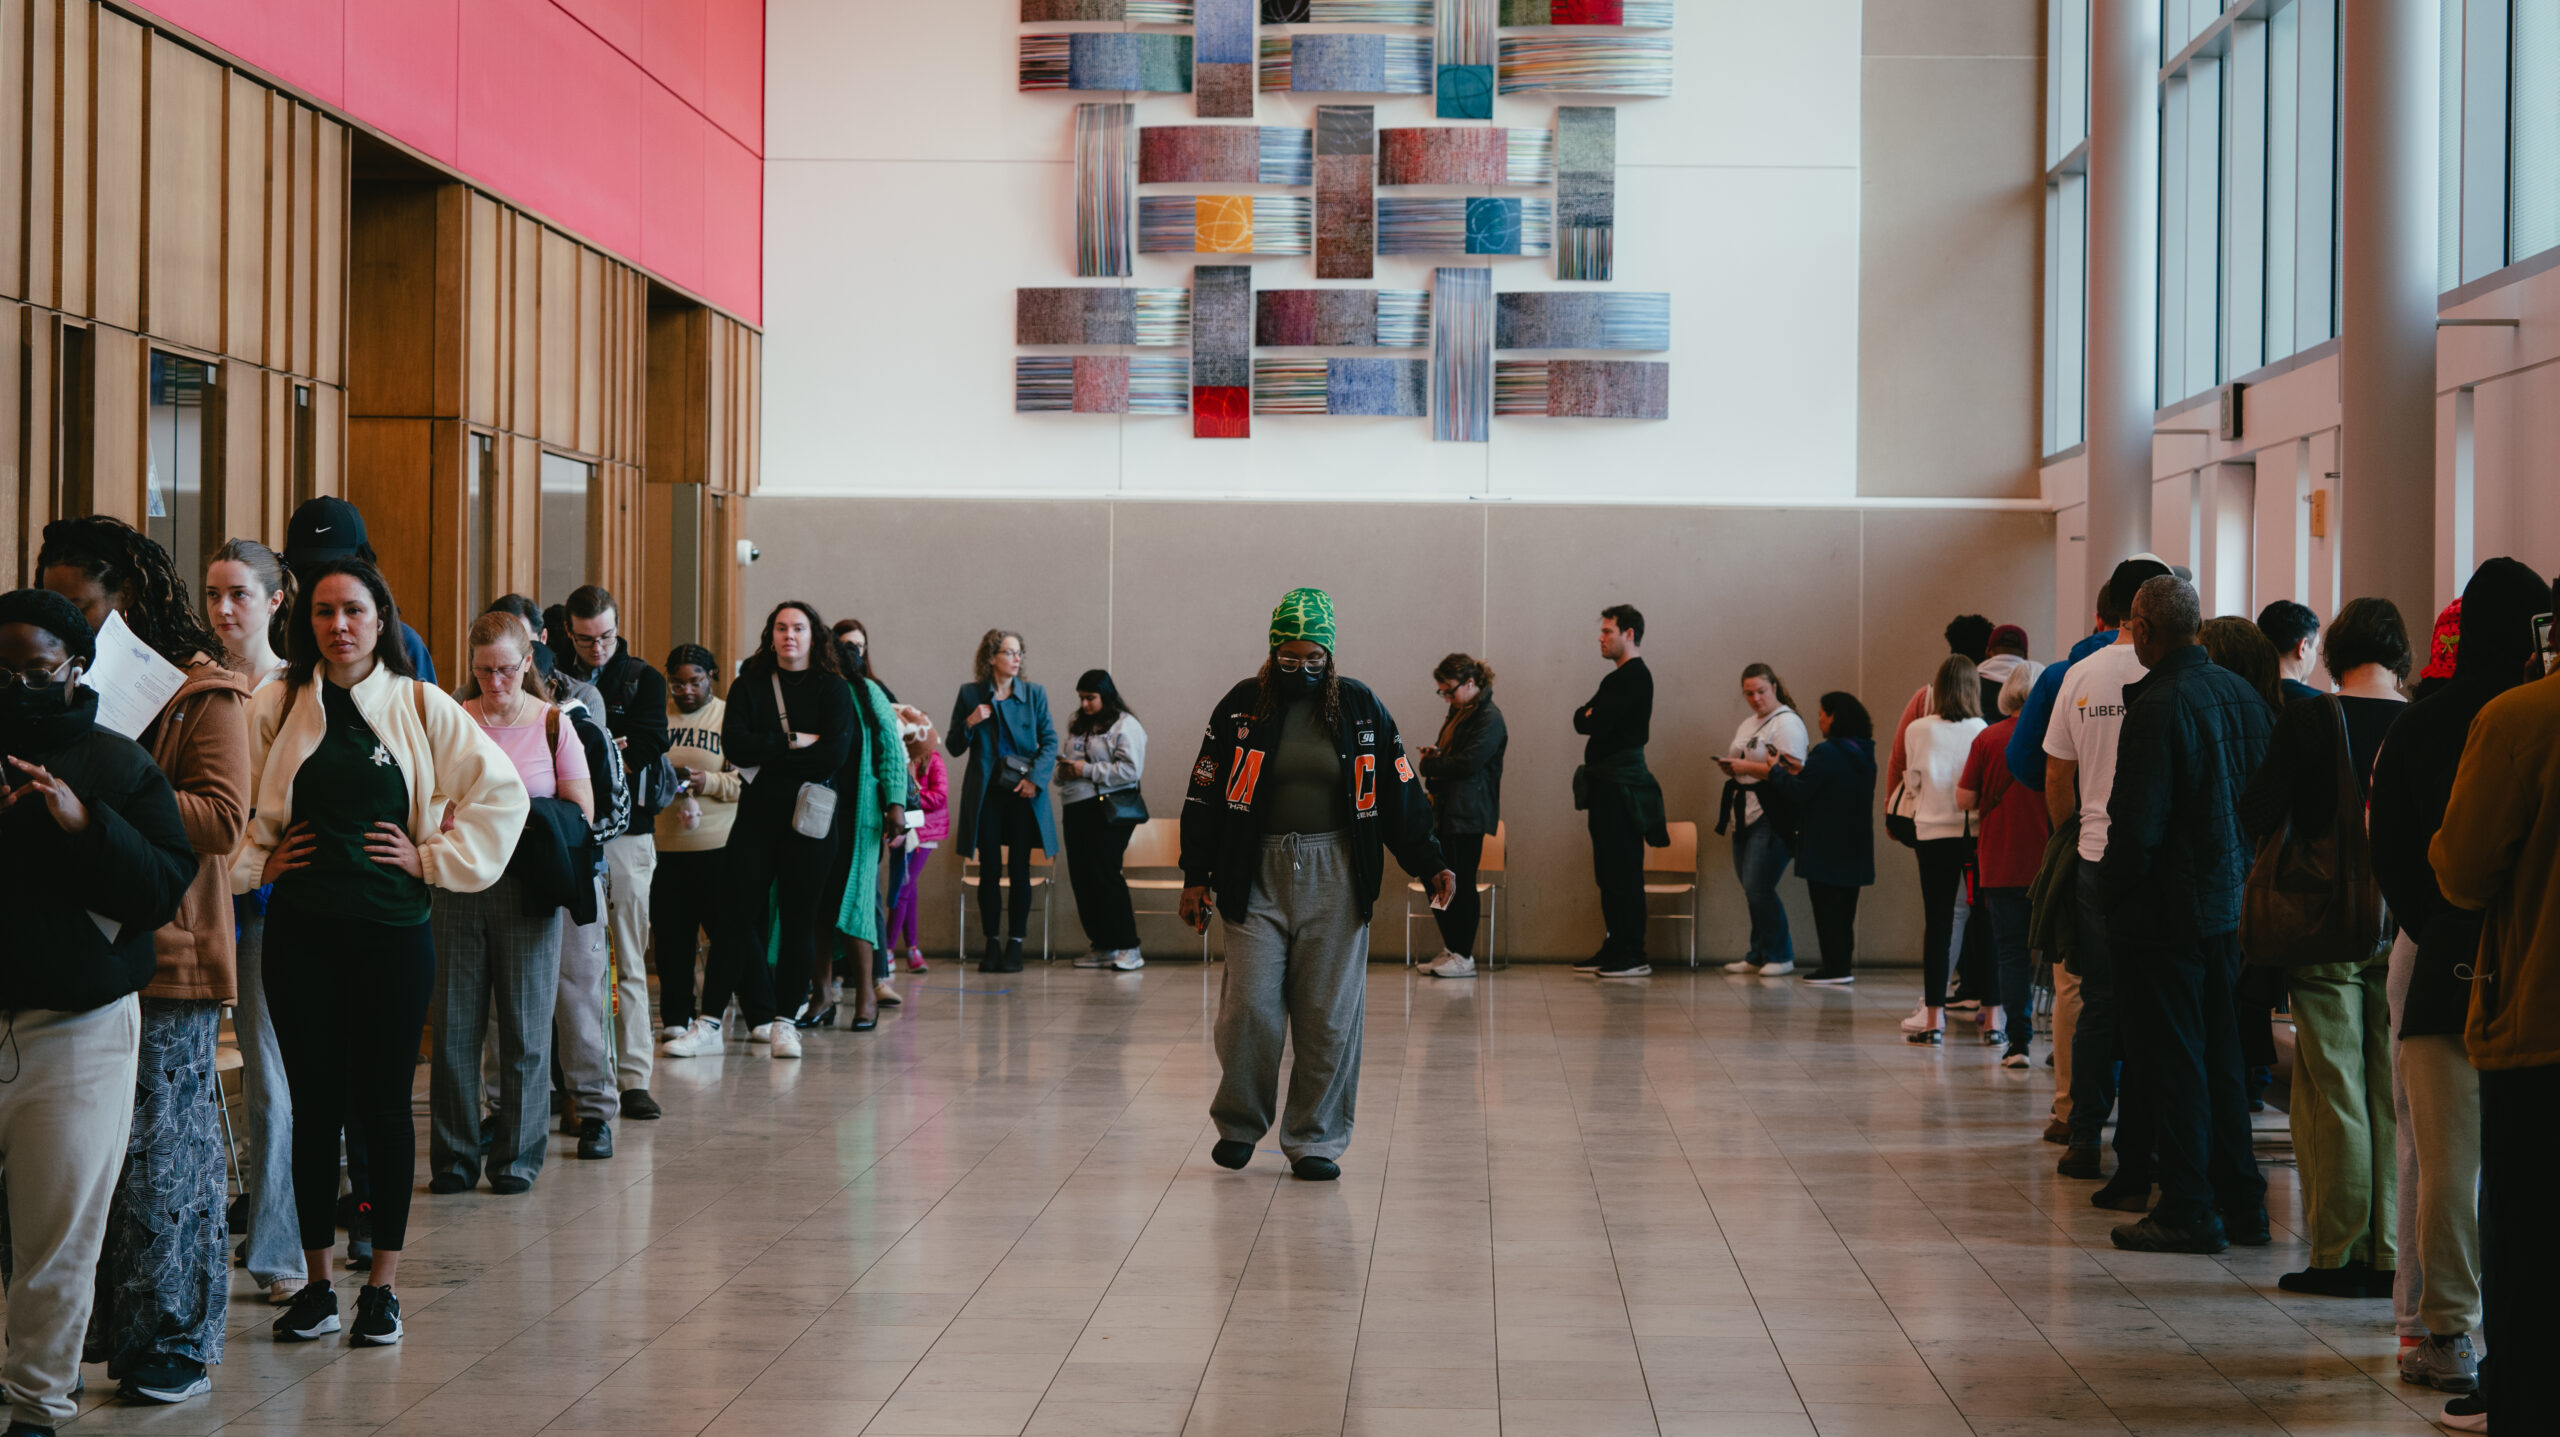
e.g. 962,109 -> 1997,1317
1494,290 -> 1667,350
1193,266 -> 1254,437
1140,126 -> 1315,185
1495,35 -> 1672,95
1017,289 -> 1194,346
1497,0 -> 1672,25
1377,197 -> 1554,256
1074,104 -> 1136,278
1263,1 -> 1434,20
1255,290 -> 1431,347
1196,0 -> 1255,115
1432,267 -> 1493,442
1259,34 -> 1435,93
1254,358 -> 1432,415
1494,359 -> 1669,418
1017,356 -> 1192,413
1377,127 -> 1553,186
1315,106 -> 1378,278
1140,196 -> 1316,254
1022,33 -> 1197,92
1436,0 -> 1495,118
1022,0 -> 1196,18
1553,105 -> 1616,279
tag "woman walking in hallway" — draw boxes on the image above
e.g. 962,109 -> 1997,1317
1749,692 -> 1876,984
1417,654 -> 1505,979
1181,589 -> 1453,1181
948,629 -> 1058,972
1060,669 -> 1149,971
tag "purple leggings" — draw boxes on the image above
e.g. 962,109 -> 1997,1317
886,846 -> 933,950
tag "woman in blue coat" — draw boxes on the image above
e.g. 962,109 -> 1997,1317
1743,691 -> 1877,984
947,628 -> 1058,972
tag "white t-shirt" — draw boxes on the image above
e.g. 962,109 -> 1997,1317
2043,640 -> 2150,862
1904,714 -> 1988,842
1728,706 -> 1809,825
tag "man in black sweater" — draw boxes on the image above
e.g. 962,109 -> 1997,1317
0,589 -> 194,1437
560,585 -> 671,1127
1574,604 -> 1665,977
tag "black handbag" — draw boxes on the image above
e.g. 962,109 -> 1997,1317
1100,787 -> 1148,826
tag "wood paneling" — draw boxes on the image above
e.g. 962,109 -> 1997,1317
346,414 -> 431,603
646,304 -> 704,486
146,37 -> 223,349
222,76 -> 267,362
23,0 -> 54,310
0,1 -> 27,304
58,0 -> 90,316
537,229 -> 575,449
219,358 -> 263,540
0,306 -> 22,578
465,194 -> 498,427
92,13 -> 140,331
314,116 -> 344,386
288,105 -> 314,378
348,182 -> 441,417
88,324 -> 142,524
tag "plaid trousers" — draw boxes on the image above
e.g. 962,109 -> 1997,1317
428,875 -> 564,1185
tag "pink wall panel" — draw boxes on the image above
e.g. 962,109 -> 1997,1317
459,0 -> 644,259
643,0 -> 707,109
552,0 -> 643,61
641,84 -> 708,295
703,0 -> 761,152
142,0 -> 346,106
706,130 -> 760,325
346,0 -> 460,164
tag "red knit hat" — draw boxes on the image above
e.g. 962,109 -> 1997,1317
2420,599 -> 2462,681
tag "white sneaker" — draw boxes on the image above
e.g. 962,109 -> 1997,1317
1721,959 -> 1762,974
1422,954 -> 1477,979
768,1023 -> 803,1059
1108,949 -> 1146,971
656,1025 -> 686,1044
662,1018 -> 725,1058
1755,960 -> 1796,976
1899,1007 -> 1935,1032
1074,949 -> 1111,969
747,1023 -> 775,1045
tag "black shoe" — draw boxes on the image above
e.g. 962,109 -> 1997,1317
2220,1207 -> 2272,1247
1211,1139 -> 1255,1170
2057,1144 -> 2102,1179
851,1011 -> 879,1032
578,1119 -> 614,1160
119,1356 -> 209,1404
1572,951 -> 1607,973
619,1089 -> 661,1120
428,1172 -> 474,1196
488,1175 -> 532,1195
1594,958 -> 1652,979
794,1003 -> 836,1030
1905,1028 -> 1943,1046
350,1285 -> 403,1346
2277,1260 -> 2384,1298
1799,970 -> 1856,985
2111,1214 -> 2228,1254
344,1207 -> 373,1270
272,1283 -> 340,1342
2091,1180 -> 2153,1213
1291,1156 -> 1341,1182
1003,938 -> 1027,972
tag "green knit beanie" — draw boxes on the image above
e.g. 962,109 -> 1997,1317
1269,588 -> 1337,653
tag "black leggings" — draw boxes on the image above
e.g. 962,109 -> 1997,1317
1433,831 -> 1486,957
715,815 -> 838,1026
1062,799 -> 1139,950
652,847 -> 748,1028
262,899 -> 435,1253
1914,838 -> 1973,1008
1806,880 -> 1860,975
976,788 -> 1039,940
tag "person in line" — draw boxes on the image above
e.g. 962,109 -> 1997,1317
428,613 -> 593,1195
1895,656 -> 1987,1044
2240,596 -> 2411,1295
2009,583 -> 2135,790
2102,575 -> 2275,1256
1181,590 -> 1453,1180
1890,615 -> 1997,1009
0,590 -> 194,1436
706,602 -> 853,1059
1717,663 -> 1810,976
1417,654 -> 1506,979
202,539 -> 305,1306
818,618 -> 907,1027
2047,556 -> 2174,1200
2259,599 -> 2326,704
884,708 -> 948,976
1960,660 -> 2050,1066
279,497 -> 435,684
2199,616 -> 2290,1117
1059,669 -> 1149,972
653,646 -> 746,1049
31,520 -> 251,1406
1976,625 -> 2032,725
236,559 -> 526,1347
2430,584 -> 2560,1435
1746,692 -> 1876,984
948,630 -> 1058,973
1574,605 -> 1662,978
558,586 -> 668,1123
2371,562 -> 2545,1403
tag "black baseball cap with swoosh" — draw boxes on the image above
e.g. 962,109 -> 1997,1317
283,496 -> 368,571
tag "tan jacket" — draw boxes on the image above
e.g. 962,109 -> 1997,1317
2433,673 -> 2560,1070
235,664 -> 529,896
143,656 -> 251,1001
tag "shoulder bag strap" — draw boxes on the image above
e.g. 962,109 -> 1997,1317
2329,694 -> 2362,869
771,673 -> 791,738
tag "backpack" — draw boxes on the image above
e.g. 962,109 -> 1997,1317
551,699 -> 630,845
602,654 -> 680,812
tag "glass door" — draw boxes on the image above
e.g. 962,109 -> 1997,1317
147,353 -> 218,575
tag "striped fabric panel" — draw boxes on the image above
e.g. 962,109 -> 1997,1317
1251,195 -> 1316,253
1507,127 -> 1555,184
1075,104 -> 1136,277
1382,35 -> 1436,89
1622,0 -> 1673,24
1261,127 -> 1316,185
1376,289 -> 1431,347
1134,289 -> 1193,346
1140,197 -> 1310,254
1016,357 -> 1077,412
1496,35 -> 1673,95
1432,267 -> 1492,442
1252,359 -> 1332,414
1596,290 -> 1665,347
1374,128 -> 1550,185
1494,291 -> 1668,349
1518,200 -> 1555,255
1021,35 -> 1073,90
1495,0 -> 1673,24
1258,33 -> 1292,88
1260,34 -> 1435,91
1557,225 -> 1613,282
1492,361 -> 1549,416
1307,0 -> 1434,18
1129,357 -> 1192,413
1021,0 -> 1197,16
1129,0 -> 1197,17
1376,198 -> 1553,255
1438,0 -> 1494,66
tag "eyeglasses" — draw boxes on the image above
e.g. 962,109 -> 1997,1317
0,657 -> 74,691
570,628 -> 617,651
471,663 -> 524,680
1435,684 -> 1461,698
1275,655 -> 1329,675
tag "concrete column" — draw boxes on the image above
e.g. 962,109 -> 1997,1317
2339,0 -> 2440,620
2083,0 -> 2159,573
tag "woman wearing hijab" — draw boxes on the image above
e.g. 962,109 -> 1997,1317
1179,590 -> 1454,1181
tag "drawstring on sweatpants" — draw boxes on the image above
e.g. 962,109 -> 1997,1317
0,1011 -> 20,1084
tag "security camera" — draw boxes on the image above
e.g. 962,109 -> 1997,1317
736,540 -> 761,567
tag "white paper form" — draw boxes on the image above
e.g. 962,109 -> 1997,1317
81,610 -> 185,741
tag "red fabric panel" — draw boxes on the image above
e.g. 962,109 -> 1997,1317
642,0 -> 707,108
640,83 -> 707,294
551,0 -> 641,60
1193,387 -> 1250,439
347,0 -> 460,163
1549,0 -> 1624,22
703,129 -> 761,322
702,0 -> 762,152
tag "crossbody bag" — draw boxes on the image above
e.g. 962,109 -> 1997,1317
771,674 -> 839,840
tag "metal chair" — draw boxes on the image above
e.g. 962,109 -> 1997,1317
1647,821 -> 1702,968
1125,817 -> 1214,963
957,847 -> 1056,961
1404,821 -> 1504,969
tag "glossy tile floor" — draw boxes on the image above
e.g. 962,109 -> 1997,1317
64,964 -> 2453,1436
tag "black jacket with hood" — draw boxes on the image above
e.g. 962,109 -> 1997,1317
1181,675 -> 1448,922
567,638 -> 670,822
1,687 -> 196,1012
2100,643 -> 2275,942
2369,557 -> 2554,1039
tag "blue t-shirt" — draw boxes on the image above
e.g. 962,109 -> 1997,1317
2006,628 -> 2118,789
400,622 -> 437,685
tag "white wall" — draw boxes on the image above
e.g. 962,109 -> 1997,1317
763,0 -> 1863,500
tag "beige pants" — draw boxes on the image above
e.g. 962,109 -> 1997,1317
0,997 -> 140,1428
605,833 -> 657,1092
2051,966 -> 2080,1123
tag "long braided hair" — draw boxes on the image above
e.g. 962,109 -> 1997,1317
1250,649 -> 1344,736
36,516 -> 224,668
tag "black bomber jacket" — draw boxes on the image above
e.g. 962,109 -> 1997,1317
1180,676 -> 1448,922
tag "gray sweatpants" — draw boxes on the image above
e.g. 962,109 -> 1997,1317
1212,833 -> 1369,1163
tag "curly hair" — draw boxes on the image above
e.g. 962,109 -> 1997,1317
973,628 -> 1026,687
36,516 -> 224,668
1432,653 -> 1496,696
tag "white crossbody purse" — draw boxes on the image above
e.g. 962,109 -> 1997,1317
772,674 -> 838,839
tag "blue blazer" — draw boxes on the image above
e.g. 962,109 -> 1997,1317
946,678 -> 1060,855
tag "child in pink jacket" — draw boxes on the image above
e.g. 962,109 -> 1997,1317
888,709 -> 949,972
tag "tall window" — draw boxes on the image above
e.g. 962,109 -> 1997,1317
2044,0 -> 2090,455
2445,0 -> 2560,288
539,452 -> 595,608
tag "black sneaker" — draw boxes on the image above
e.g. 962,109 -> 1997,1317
345,1206 -> 373,1271
2091,1180 -> 2153,1212
1800,971 -> 1855,985
350,1285 -> 403,1346
2277,1260 -> 2384,1298
2221,1207 -> 2272,1247
1211,1139 -> 1255,1170
2111,1214 -> 2228,1254
489,1174 -> 532,1195
619,1089 -> 661,1120
1572,952 -> 1608,973
428,1171 -> 473,1195
119,1356 -> 210,1404
1291,1156 -> 1340,1182
1594,958 -> 1652,979
2057,1143 -> 2102,1179
578,1118 -> 614,1160
273,1283 -> 340,1342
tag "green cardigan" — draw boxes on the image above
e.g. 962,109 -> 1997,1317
832,676 -> 913,946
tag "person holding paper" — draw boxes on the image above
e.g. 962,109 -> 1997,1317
0,586 -> 195,1436
37,518 -> 251,1405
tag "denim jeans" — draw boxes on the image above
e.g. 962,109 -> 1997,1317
1983,887 -> 2034,1051
1731,818 -> 1793,966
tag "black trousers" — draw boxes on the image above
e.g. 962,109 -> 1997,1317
711,814 -> 835,1028
2482,1063 -> 2560,1427
1433,831 -> 1486,958
651,847 -> 747,1028
1805,881 -> 1860,975
262,899 -> 435,1252
975,788 -> 1039,941
1587,789 -> 1646,958
1062,799 -> 1140,951
2130,930 -> 2265,1227
1914,838 -> 1972,1007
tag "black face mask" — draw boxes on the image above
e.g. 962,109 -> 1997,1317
840,642 -> 865,672
0,679 -> 74,737
1276,667 -> 1323,700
